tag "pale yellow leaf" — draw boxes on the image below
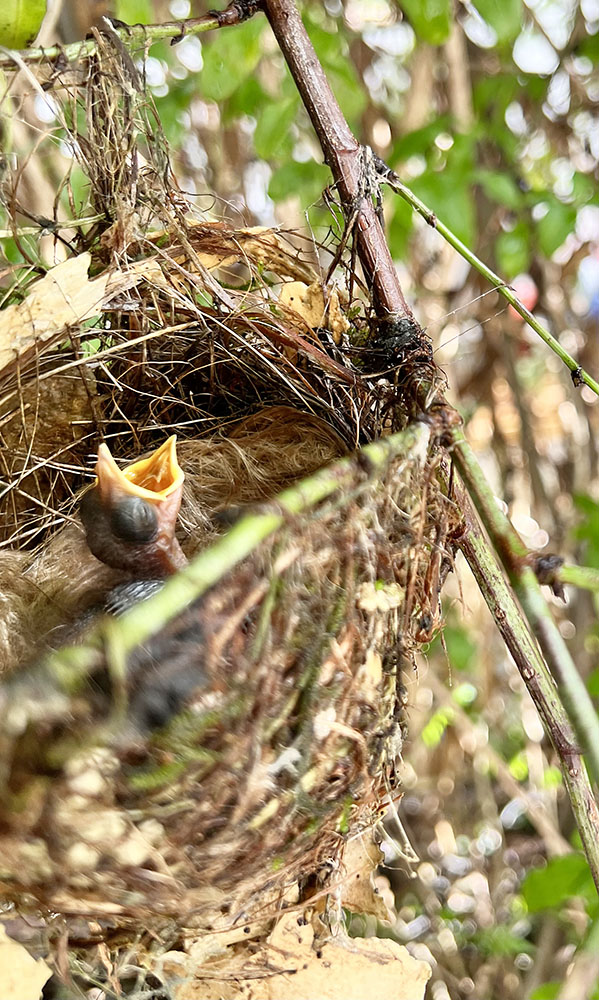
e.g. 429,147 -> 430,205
0,253 -> 109,372
0,925 -> 52,1000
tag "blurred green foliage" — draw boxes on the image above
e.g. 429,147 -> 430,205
523,854 -> 597,915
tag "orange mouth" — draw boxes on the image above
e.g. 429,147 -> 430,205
95,436 -> 184,501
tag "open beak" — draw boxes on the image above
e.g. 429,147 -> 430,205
95,435 -> 184,504
83,436 -> 187,577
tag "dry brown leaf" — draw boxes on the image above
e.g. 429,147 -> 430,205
335,834 -> 391,921
0,253 -> 109,373
279,281 -> 349,341
0,254 -> 162,377
149,222 -> 317,282
174,911 -> 430,1000
0,925 -> 52,1000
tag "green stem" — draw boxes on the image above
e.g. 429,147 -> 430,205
0,10 -> 230,67
559,564 -> 599,594
441,478 -> 599,895
451,428 -> 599,789
43,423 -> 430,677
383,171 -> 599,397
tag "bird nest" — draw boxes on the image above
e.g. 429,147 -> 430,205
0,31 -> 456,996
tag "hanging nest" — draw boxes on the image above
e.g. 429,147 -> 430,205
0,31 -> 457,998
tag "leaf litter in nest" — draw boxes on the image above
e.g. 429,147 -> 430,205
0,32 -> 454,1000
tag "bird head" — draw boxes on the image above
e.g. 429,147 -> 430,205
80,436 -> 187,577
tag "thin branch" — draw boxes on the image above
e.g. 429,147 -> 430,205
379,168 -> 599,397
559,564 -> 599,594
459,505 -> 599,894
451,428 -> 599,790
0,3 -> 250,68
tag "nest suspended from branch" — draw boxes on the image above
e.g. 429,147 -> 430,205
0,29 -> 455,997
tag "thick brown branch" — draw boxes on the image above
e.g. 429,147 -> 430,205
263,0 -> 412,320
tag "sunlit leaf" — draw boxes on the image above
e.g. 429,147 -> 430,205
200,19 -> 264,102
473,0 -> 522,44
398,0 -> 452,44
452,683 -> 478,707
496,222 -> 530,278
421,708 -> 453,748
115,0 -> 153,25
0,0 -> 46,48
522,854 -> 595,912
529,983 -> 560,1000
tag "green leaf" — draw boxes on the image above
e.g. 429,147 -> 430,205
536,199 -> 577,256
412,170 -> 475,247
115,0 -> 153,25
308,19 -> 366,124
572,172 -> 596,207
399,0 -> 452,44
572,494 -> 599,567
475,169 -> 523,210
529,985 -> 560,1000
522,854 -> 595,912
452,682 -> 478,707
473,0 -> 522,44
268,160 -> 331,206
473,924 -> 534,957
254,97 -> 299,160
387,195 -> 414,260
496,222 -> 530,278
508,751 -> 528,781
0,0 -> 46,48
200,19 -> 264,102
587,669 -> 599,699
155,74 -> 199,144
444,623 -> 477,671
325,61 -> 367,124
421,707 -> 453,748
391,117 -> 452,163
225,77 -> 268,121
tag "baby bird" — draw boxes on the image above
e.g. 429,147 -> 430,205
0,407 -> 346,673
79,434 -> 187,578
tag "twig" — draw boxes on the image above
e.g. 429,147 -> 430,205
0,3 -> 252,68
451,429 -> 599,790
378,166 -> 599,397
262,0 -> 412,321
456,505 -> 599,895
558,564 -> 599,594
